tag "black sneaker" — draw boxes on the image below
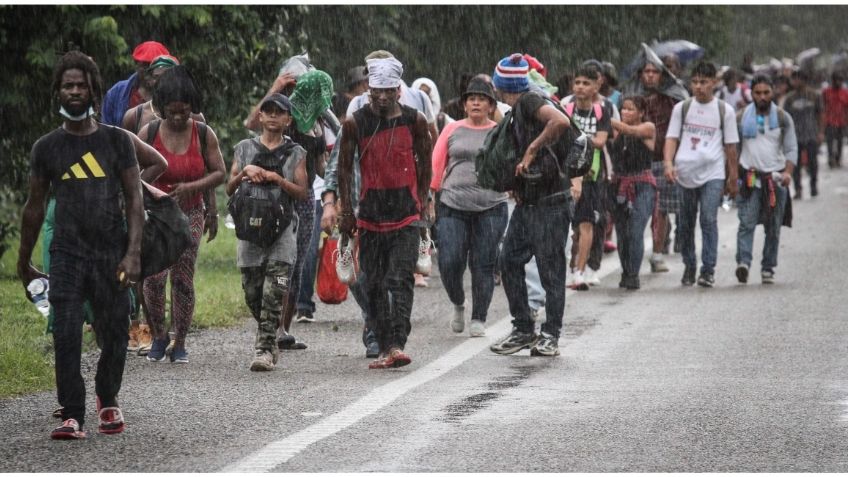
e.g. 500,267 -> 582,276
490,328 -> 537,355
681,267 -> 696,286
697,272 -> 715,288
623,275 -> 640,290
530,332 -> 560,356
735,264 -> 749,284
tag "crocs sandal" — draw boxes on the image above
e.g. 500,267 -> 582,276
51,418 -> 86,439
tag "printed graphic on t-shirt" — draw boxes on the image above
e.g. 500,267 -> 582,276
61,152 -> 107,180
574,109 -> 599,136
682,115 -> 719,152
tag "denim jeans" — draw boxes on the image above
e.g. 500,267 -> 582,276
792,140 -> 819,193
500,200 -> 570,338
825,125 -> 843,166
437,202 -> 508,322
613,182 -> 656,277
735,182 -> 788,271
359,226 -> 419,351
296,199 -> 323,314
678,179 -> 724,275
505,199 -> 546,311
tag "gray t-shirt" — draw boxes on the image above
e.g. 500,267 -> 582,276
233,137 -> 305,267
783,89 -> 823,144
436,121 -> 507,212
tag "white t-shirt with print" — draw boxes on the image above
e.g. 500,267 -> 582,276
667,97 -> 739,189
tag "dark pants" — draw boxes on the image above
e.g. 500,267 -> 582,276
49,251 -> 131,427
359,226 -> 419,352
825,125 -> 843,167
613,183 -> 656,278
793,140 -> 819,194
436,202 -> 508,322
296,199 -> 323,314
500,200 -> 570,338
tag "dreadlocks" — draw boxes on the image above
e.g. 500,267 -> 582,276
152,65 -> 202,118
52,50 -> 104,114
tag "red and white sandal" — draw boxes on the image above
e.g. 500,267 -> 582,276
96,397 -> 125,435
51,418 -> 86,440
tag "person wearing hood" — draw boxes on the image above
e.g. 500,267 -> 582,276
628,50 -> 688,275
412,77 -> 454,133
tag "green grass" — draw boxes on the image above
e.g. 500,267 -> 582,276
0,219 -> 249,398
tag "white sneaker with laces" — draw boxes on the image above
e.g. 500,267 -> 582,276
572,270 -> 589,291
334,233 -> 356,284
415,231 -> 433,275
585,268 -> 601,286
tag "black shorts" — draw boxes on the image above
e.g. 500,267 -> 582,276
573,180 -> 602,225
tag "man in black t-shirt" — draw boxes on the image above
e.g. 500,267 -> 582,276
17,52 -> 143,440
488,54 -> 574,358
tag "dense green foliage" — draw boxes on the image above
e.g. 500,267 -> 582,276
1,4 -> 845,263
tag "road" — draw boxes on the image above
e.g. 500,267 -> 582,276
2,165 -> 847,472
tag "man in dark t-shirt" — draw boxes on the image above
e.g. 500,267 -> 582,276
17,52 -> 143,440
487,54 -> 573,358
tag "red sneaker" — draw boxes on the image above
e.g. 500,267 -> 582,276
383,347 -> 412,368
51,418 -> 86,440
603,240 -> 617,253
96,396 -> 125,435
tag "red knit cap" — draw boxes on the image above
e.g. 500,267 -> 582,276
132,41 -> 170,63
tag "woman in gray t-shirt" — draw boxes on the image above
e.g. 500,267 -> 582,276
430,78 -> 508,337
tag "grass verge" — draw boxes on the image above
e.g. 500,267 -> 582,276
0,220 -> 248,398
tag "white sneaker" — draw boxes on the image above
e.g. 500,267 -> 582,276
451,302 -> 465,333
334,233 -> 356,284
469,320 -> 485,337
571,270 -> 589,291
415,231 -> 433,275
585,268 -> 601,286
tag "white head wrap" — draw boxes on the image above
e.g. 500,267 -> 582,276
367,57 -> 403,89
411,77 -> 441,113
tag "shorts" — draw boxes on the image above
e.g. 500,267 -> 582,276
573,180 -> 602,225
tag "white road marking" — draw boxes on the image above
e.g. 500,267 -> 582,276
224,210 -> 742,472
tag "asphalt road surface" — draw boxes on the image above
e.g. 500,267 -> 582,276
2,165 -> 847,472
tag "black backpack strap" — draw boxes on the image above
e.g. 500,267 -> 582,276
196,121 -> 208,161
146,119 -> 161,145
133,104 -> 145,134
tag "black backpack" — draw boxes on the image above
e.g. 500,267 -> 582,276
227,142 -> 296,247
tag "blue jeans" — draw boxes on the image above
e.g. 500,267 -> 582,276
500,200 -> 570,338
437,202 -> 508,322
678,179 -> 724,275
613,182 -> 656,277
296,199 -> 323,314
735,182 -> 788,271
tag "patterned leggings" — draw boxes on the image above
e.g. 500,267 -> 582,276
143,205 -> 205,348
285,197 -> 316,310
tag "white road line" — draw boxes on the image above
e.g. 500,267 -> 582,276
223,207 -> 744,472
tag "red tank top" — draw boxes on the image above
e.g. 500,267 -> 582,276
152,120 -> 206,210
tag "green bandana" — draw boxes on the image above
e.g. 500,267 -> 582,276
290,70 -> 334,134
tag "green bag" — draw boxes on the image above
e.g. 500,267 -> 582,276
475,109 -> 520,192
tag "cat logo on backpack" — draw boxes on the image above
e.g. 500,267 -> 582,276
249,217 -> 263,227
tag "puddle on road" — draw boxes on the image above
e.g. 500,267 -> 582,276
437,364 -> 540,424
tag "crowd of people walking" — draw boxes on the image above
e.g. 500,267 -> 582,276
17,38 -> 847,439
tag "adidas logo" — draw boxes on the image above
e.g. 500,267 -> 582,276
62,152 -> 106,180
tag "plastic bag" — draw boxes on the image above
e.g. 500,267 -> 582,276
316,233 -> 348,304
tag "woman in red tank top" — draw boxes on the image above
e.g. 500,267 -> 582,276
138,66 -> 226,364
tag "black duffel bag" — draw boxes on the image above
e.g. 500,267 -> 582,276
140,181 -> 192,278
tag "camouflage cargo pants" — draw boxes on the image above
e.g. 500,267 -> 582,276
241,261 -> 291,352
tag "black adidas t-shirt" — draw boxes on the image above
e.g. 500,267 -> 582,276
30,124 -> 137,259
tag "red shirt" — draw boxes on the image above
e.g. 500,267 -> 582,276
823,86 -> 848,127
152,121 -> 206,211
128,87 -> 145,110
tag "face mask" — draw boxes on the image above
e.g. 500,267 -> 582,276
59,105 -> 95,121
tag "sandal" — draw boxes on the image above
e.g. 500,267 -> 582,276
96,397 -> 125,434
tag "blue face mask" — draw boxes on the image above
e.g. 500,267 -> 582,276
59,105 -> 95,121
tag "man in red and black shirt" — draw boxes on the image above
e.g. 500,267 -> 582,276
338,56 -> 432,369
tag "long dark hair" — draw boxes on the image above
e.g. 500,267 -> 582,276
52,51 -> 104,113
152,65 -> 202,118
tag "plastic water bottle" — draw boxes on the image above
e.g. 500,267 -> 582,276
27,278 -> 50,318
